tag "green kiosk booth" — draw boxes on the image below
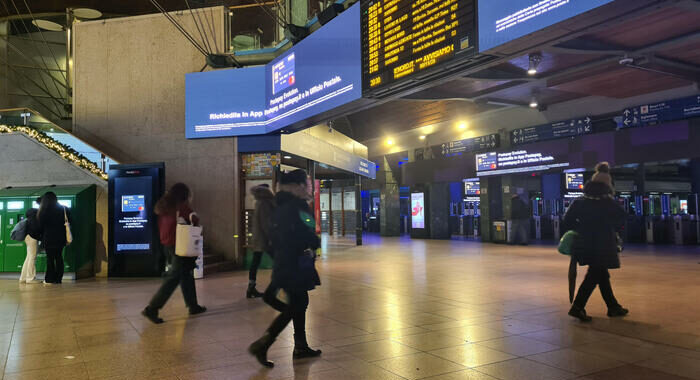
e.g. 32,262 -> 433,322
0,185 -> 97,280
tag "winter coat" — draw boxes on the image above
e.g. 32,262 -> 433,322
39,204 -> 71,249
562,181 -> 626,269
25,208 -> 42,240
270,191 -> 321,292
251,186 -> 275,253
511,197 -> 529,220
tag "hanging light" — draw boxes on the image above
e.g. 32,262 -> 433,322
529,92 -> 539,108
32,20 -> 63,31
528,53 -> 542,76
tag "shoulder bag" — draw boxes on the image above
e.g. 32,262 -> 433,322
175,212 -> 204,257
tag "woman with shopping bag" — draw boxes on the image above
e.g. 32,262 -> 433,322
142,183 -> 206,324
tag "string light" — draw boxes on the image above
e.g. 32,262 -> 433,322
0,124 -> 108,180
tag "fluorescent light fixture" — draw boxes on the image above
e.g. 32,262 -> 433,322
283,155 -> 292,159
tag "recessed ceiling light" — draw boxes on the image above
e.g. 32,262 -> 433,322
385,138 -> 394,146
419,135 -> 426,140
283,155 -> 292,159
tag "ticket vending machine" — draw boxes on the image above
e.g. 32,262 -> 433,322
108,163 -> 165,277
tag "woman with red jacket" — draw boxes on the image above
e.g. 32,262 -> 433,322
142,183 -> 206,324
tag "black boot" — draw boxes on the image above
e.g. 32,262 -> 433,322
568,305 -> 592,322
293,334 -> 322,359
247,284 -> 264,299
607,305 -> 629,317
189,305 -> 207,315
249,332 -> 275,368
142,306 -> 164,324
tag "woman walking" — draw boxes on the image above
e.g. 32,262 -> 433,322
249,169 -> 322,368
142,183 -> 206,324
19,199 -> 43,284
247,184 -> 275,298
563,163 -> 628,322
38,192 -> 70,284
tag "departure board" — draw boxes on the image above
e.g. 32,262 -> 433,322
362,0 -> 476,93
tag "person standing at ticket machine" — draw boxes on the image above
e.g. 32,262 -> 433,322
38,192 -> 71,285
142,183 -> 206,324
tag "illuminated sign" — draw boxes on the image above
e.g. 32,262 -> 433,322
362,0 -> 476,93
477,150 -> 569,176
411,193 -> 425,229
478,0 -> 614,52
565,173 -> 584,191
464,180 -> 480,196
186,4 -> 362,138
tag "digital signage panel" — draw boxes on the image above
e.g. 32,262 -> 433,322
464,180 -> 480,196
186,3 -> 362,139
478,0 -> 614,52
113,177 -> 153,254
477,150 -> 570,176
565,173 -> 584,191
411,193 -> 425,229
362,0 -> 476,93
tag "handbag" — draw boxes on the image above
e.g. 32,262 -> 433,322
558,230 -> 579,255
175,212 -> 203,257
10,219 -> 28,241
63,207 -> 73,245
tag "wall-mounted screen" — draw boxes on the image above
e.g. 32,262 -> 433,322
477,150 -> 569,176
464,180 -> 480,196
186,3 -> 362,138
565,173 -> 584,191
411,193 -> 425,229
478,0 -> 614,52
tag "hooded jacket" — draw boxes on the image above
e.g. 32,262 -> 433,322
251,185 -> 275,252
562,181 -> 626,269
270,191 -> 321,291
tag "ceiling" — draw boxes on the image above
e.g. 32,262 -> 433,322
342,0 -> 700,145
0,0 -> 234,18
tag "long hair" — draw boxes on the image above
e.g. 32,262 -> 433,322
155,183 -> 190,215
37,191 -> 58,222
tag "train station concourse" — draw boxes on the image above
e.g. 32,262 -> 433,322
1,0 -> 700,379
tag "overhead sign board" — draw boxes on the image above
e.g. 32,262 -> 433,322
476,150 -> 569,176
478,0 -> 614,52
186,4 -> 362,138
362,0 -> 476,94
440,133 -> 500,156
281,132 -> 376,179
617,94 -> 700,129
511,117 -> 592,145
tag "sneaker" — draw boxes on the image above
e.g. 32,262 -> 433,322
293,346 -> 322,359
607,306 -> 629,317
26,279 -> 42,284
142,307 -> 164,324
189,306 -> 207,315
42,281 -> 54,286
568,306 -> 592,322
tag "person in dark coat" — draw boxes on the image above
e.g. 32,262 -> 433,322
37,192 -> 71,284
249,169 -> 321,368
510,194 -> 530,245
247,184 -> 275,298
563,176 -> 628,322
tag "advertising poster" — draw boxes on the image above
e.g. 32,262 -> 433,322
411,193 -> 425,229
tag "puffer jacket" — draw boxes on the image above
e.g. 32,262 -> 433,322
251,185 -> 275,253
270,191 -> 321,291
562,181 -> 626,269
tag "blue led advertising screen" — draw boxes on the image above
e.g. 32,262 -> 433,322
478,0 -> 614,52
186,3 -> 362,139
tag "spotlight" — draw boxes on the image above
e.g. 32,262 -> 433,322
529,94 -> 539,109
385,138 -> 394,146
458,122 -> 468,130
419,135 -> 426,140
528,53 -> 542,75
283,155 -> 292,159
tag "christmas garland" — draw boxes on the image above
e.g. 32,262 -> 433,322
0,124 -> 108,180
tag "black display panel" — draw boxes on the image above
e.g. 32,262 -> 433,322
108,163 -> 165,277
362,0 -> 476,93
565,173 -> 584,191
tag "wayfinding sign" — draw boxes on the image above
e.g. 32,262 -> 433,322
618,95 -> 700,129
511,117 -> 592,145
440,134 -> 500,156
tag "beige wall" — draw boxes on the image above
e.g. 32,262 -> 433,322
73,7 -> 238,262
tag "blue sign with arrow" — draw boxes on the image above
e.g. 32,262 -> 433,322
511,117 -> 592,145
440,134 -> 500,156
618,94 -> 700,129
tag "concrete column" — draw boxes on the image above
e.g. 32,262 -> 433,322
0,21 -> 8,108
429,183 -> 450,239
635,163 -> 646,194
690,160 -> 700,194
233,137 -> 242,265
355,175 -> 362,245
380,156 -> 400,236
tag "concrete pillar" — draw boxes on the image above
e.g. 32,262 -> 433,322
429,183 -> 450,239
690,160 -> 700,194
480,176 -> 504,242
233,137 -> 242,265
355,175 -> 362,246
380,156 -> 400,236
635,163 -> 646,194
0,21 -> 8,108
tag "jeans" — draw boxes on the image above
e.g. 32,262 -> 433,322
510,219 -> 529,245
20,236 -> 38,282
266,288 -> 309,347
249,251 -> 263,286
149,246 -> 199,310
45,246 -> 64,283
573,266 -> 620,309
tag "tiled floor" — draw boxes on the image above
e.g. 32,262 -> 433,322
1,236 -> 700,379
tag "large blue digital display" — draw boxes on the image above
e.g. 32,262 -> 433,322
186,3 -> 362,139
478,0 -> 613,52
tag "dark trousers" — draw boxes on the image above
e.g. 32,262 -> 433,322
45,247 -> 64,283
266,288 -> 309,347
149,247 -> 198,310
249,251 -> 263,285
573,266 -> 620,309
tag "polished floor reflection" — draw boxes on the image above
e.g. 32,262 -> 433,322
2,237 -> 700,379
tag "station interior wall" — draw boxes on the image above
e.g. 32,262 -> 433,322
72,7 -> 240,262
0,132 -> 108,276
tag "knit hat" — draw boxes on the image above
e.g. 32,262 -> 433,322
591,162 -> 613,189
280,169 -> 307,185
